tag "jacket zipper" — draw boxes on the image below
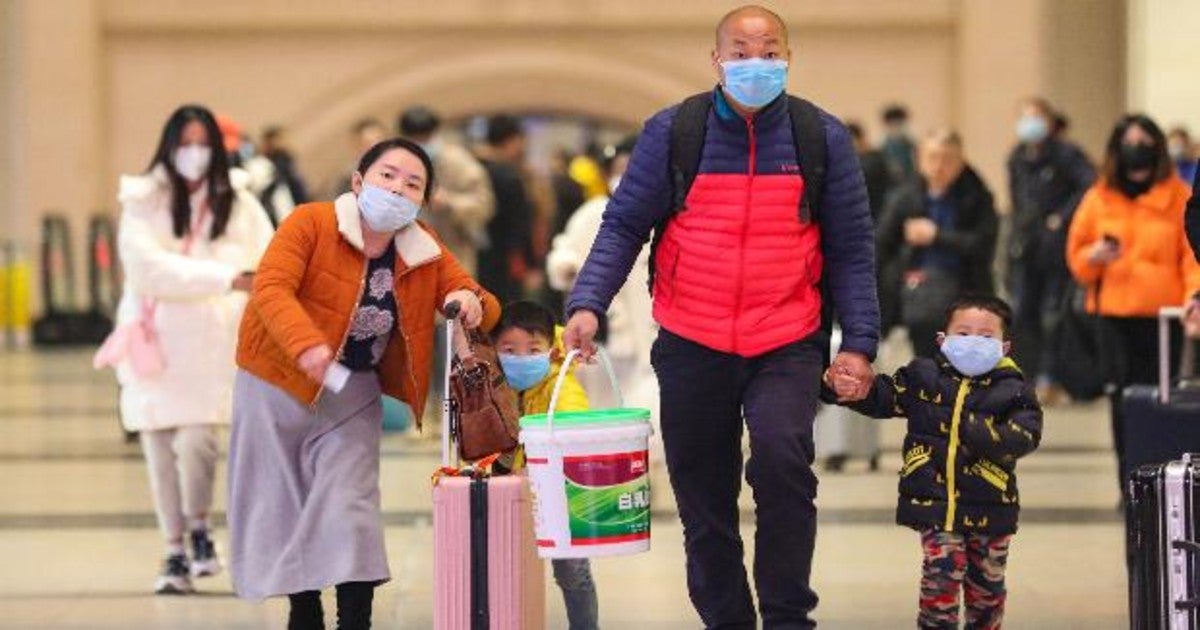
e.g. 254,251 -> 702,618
732,115 -> 756,354
310,255 -> 370,407
943,379 -> 971,530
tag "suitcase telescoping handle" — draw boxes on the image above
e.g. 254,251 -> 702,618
546,347 -> 624,434
442,300 -> 462,468
1158,307 -> 1197,405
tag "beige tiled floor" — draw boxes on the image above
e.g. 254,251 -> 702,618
0,347 -> 1127,628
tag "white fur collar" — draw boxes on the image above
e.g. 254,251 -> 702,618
118,165 -> 253,204
333,192 -> 442,267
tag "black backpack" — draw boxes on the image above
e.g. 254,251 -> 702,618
648,91 -> 834,360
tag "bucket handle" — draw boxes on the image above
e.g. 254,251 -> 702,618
546,347 -> 624,434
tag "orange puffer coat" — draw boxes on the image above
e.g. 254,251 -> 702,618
1066,177 -> 1200,317
236,193 -> 501,426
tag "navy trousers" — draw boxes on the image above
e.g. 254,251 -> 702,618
651,329 -> 824,630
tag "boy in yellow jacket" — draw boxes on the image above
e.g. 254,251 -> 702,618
493,300 -> 598,630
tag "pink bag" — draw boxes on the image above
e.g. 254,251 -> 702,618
93,299 -> 165,378
93,201 -> 208,379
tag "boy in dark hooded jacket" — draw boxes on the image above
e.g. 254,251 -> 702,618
824,294 -> 1043,629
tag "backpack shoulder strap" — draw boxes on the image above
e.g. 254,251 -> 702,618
649,92 -> 712,293
668,92 -> 714,212
787,96 -> 827,223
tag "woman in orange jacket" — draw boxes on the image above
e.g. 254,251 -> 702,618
226,137 -> 500,628
1066,113 -> 1200,491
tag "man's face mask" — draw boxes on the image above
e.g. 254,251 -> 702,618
720,58 -> 788,109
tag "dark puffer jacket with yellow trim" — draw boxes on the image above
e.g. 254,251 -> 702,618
824,354 -> 1043,535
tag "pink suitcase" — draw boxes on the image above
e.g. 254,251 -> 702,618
433,304 -> 545,630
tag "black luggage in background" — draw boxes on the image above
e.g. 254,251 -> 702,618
1121,307 -> 1200,484
32,214 -> 114,346
1128,455 -> 1200,629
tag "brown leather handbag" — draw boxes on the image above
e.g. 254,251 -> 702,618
449,328 -> 521,461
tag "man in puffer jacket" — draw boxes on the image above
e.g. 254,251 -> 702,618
563,6 -> 879,628
825,294 -> 1043,629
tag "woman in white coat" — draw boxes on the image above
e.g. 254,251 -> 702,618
114,104 -> 273,594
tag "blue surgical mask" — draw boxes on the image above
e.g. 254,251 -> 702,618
720,58 -> 789,109
1015,115 -> 1049,144
940,335 -> 1004,377
357,183 -> 420,232
499,353 -> 552,392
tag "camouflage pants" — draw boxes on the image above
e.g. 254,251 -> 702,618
918,529 -> 1012,629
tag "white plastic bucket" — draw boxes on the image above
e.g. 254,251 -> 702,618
519,349 -> 654,559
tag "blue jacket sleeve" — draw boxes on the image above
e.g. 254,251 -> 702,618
818,113 -> 881,360
566,106 -> 677,318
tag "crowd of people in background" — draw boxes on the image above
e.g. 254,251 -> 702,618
205,98 -> 1200,476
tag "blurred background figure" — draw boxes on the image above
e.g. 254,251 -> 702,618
877,129 -> 998,359
847,120 -> 897,334
1066,113 -> 1200,492
818,121 -> 894,473
567,143 -> 609,201
329,118 -> 388,198
1168,126 -> 1197,185
880,103 -> 916,183
245,125 -> 311,228
475,114 -> 536,305
398,105 -> 495,275
1005,96 -> 1096,405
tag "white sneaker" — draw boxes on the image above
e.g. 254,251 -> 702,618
154,553 -> 194,595
189,530 -> 222,578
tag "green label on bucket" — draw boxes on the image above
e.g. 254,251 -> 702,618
563,450 -> 651,545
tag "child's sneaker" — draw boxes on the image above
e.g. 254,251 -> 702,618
189,530 -> 222,578
154,553 -> 194,595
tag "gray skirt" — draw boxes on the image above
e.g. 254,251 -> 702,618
227,369 -> 390,600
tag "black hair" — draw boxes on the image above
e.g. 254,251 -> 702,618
943,294 -> 1014,338
882,104 -> 909,124
845,121 -> 865,141
262,125 -> 284,143
355,137 -> 436,205
1101,113 -> 1173,189
486,114 -> 525,147
492,300 -> 557,343
398,106 -> 441,138
148,104 -> 234,241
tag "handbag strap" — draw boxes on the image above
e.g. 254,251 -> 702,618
141,197 -> 210,318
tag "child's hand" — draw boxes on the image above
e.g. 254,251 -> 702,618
824,368 -> 866,403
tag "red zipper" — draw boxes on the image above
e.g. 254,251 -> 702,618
732,115 -> 756,354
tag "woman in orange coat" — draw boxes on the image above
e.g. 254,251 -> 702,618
1066,113 -> 1200,491
226,137 -> 500,628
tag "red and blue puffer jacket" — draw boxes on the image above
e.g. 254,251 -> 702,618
568,87 -> 879,359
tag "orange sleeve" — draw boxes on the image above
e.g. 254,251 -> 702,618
434,240 -> 502,334
250,206 -> 329,361
1066,188 -> 1104,286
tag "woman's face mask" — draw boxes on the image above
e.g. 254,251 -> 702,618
173,145 -> 212,182
357,183 -> 420,233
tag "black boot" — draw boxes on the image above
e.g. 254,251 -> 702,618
336,581 -> 375,630
288,590 -> 324,630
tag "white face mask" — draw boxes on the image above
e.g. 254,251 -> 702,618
173,145 -> 212,181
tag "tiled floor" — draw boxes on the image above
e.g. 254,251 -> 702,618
0,345 -> 1128,629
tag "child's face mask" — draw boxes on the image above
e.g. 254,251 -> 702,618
499,353 -> 552,391
939,335 -> 1003,377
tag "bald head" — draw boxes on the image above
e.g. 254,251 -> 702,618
716,5 -> 789,47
